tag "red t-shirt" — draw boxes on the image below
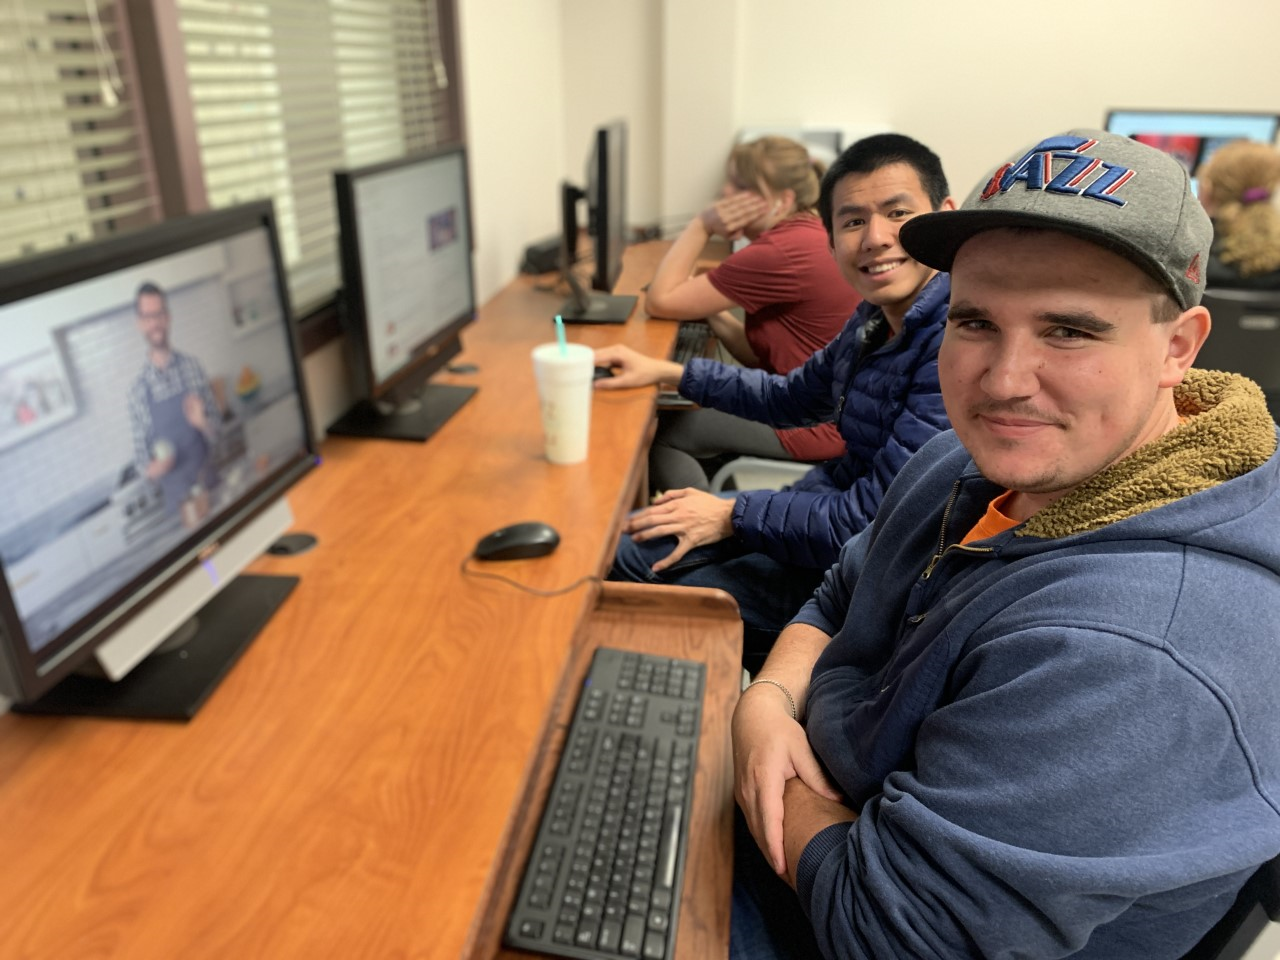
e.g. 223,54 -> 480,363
706,216 -> 860,461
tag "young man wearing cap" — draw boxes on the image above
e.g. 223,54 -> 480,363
731,131 -> 1280,959
595,134 -> 955,668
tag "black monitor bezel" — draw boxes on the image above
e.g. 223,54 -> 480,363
333,143 -> 478,405
0,201 -> 318,702
589,120 -> 628,294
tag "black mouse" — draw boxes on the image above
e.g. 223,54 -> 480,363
593,365 -> 615,381
473,521 -> 560,561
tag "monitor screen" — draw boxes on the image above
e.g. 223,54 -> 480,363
329,145 -> 478,442
1104,110 -> 1280,193
0,202 -> 317,717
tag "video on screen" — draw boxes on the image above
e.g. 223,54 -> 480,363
0,228 -> 309,655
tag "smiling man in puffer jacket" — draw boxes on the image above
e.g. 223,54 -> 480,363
595,135 -> 956,667
731,130 -> 1280,959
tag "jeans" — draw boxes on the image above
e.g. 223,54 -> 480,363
731,807 -> 823,960
608,504 -> 824,668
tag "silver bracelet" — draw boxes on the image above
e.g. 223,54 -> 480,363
745,677 -> 797,721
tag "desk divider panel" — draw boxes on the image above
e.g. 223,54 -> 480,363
463,582 -> 742,960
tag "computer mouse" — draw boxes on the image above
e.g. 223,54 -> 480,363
473,521 -> 561,561
593,365 -> 616,380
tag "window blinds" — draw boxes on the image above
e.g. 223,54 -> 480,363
0,0 -> 157,263
177,0 -> 455,313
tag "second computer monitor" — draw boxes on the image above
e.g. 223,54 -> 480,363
1104,109 -> 1280,194
329,145 -> 478,442
558,120 -> 636,324
589,119 -> 629,295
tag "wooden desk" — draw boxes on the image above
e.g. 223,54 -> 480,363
0,242 -> 738,960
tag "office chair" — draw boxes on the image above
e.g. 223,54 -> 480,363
1198,288 -> 1280,420
1180,854 -> 1280,960
708,456 -> 811,493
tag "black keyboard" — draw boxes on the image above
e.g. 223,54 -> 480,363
504,647 -> 705,960
670,322 -> 710,366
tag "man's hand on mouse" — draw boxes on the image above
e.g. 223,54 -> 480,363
592,344 -> 682,391
624,488 -> 734,572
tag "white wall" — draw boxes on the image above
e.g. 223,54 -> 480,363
657,0 -> 740,229
560,1 -> 662,228
733,0 -> 1280,204
458,0 -> 566,304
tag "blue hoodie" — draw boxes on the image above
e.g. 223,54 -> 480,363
678,274 -> 951,570
792,370 -> 1280,958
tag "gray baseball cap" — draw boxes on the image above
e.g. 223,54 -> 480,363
899,129 -> 1213,309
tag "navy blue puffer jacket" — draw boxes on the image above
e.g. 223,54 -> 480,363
678,273 -> 951,569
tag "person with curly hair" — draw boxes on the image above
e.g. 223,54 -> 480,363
1198,139 -> 1280,289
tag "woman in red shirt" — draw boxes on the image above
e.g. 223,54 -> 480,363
643,136 -> 861,492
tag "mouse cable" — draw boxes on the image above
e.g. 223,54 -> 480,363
459,556 -> 602,597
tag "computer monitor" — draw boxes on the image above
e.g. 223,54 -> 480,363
558,120 -> 637,324
328,145 -> 479,442
0,201 -> 318,719
1104,109 -> 1280,194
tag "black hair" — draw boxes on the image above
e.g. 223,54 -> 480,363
818,134 -> 950,241
134,281 -> 168,313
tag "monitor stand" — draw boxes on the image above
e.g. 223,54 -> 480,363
557,292 -> 637,324
556,269 -> 636,324
327,383 -> 477,442
13,574 -> 298,722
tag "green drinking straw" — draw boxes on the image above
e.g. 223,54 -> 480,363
554,314 -> 568,356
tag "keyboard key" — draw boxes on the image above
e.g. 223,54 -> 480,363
519,919 -> 544,938
599,918 -> 622,951
621,914 -> 645,957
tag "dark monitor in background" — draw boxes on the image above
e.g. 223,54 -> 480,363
1196,288 -> 1280,422
558,120 -> 637,324
0,201 -> 318,720
329,145 -> 478,442
1104,109 -> 1280,195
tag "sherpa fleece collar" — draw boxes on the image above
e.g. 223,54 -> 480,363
1019,369 -> 1277,540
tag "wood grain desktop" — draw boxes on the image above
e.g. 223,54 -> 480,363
0,242 -> 739,960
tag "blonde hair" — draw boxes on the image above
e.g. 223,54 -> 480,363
1199,140 -> 1280,277
727,136 -> 825,214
